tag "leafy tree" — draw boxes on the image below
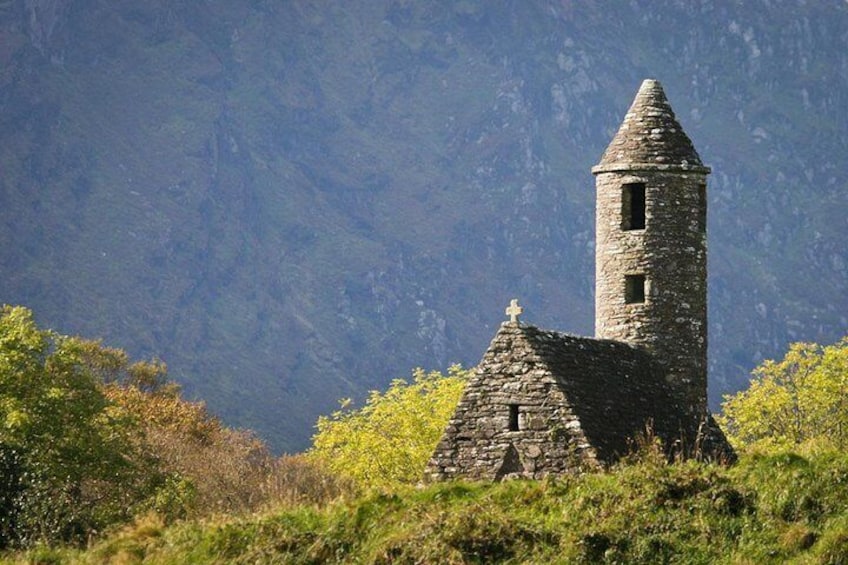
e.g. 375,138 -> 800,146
310,365 -> 468,490
0,305 -> 319,546
0,304 -> 358,547
719,337 -> 848,451
0,305 -> 161,547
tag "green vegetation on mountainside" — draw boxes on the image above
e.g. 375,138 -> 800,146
2,1 -> 846,453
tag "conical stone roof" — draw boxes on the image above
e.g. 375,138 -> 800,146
592,79 -> 710,174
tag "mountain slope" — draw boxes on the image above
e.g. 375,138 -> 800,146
1,0 -> 846,451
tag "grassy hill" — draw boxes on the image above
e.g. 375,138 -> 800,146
10,450 -> 848,564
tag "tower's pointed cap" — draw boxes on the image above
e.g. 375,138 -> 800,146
592,79 -> 709,174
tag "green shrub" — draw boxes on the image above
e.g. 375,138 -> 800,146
310,366 -> 468,490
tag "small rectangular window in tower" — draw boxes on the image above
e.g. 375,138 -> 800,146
625,274 -> 646,304
622,183 -> 646,230
508,404 -> 520,431
698,183 -> 707,232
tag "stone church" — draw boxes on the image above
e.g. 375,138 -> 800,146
427,79 -> 734,481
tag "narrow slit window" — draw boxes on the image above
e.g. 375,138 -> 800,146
622,183 -> 646,230
508,404 -> 520,431
698,183 -> 707,232
625,274 -> 646,304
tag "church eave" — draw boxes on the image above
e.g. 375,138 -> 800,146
591,162 -> 711,175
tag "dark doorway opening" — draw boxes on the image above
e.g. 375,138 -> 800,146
508,404 -> 520,431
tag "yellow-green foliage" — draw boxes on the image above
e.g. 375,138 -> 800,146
310,365 -> 468,490
719,336 -> 848,451
0,306 -> 161,548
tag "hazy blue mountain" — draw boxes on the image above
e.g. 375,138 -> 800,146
1,0 -> 846,451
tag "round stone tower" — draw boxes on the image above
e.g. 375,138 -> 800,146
591,79 -> 710,416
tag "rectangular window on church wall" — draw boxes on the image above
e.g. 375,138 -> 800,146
508,404 -> 520,431
625,274 -> 646,304
622,183 -> 646,230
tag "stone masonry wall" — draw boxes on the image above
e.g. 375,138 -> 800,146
426,324 -> 598,481
594,169 -> 709,416
426,323 -> 686,481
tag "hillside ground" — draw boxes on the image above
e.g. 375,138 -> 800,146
7,448 -> 848,564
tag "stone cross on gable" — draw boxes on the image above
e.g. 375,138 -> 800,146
505,299 -> 523,324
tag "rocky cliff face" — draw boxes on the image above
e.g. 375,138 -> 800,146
1,0 -> 846,451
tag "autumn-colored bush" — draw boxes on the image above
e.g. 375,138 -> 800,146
106,363 -> 352,518
261,454 -> 354,509
105,382 -> 265,517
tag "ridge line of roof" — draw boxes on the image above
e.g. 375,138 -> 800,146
495,322 -> 646,351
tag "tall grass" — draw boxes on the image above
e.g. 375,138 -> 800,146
7,449 -> 848,564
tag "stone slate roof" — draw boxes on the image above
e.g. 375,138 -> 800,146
593,79 -> 710,174
513,324 -> 681,462
427,323 -> 732,481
